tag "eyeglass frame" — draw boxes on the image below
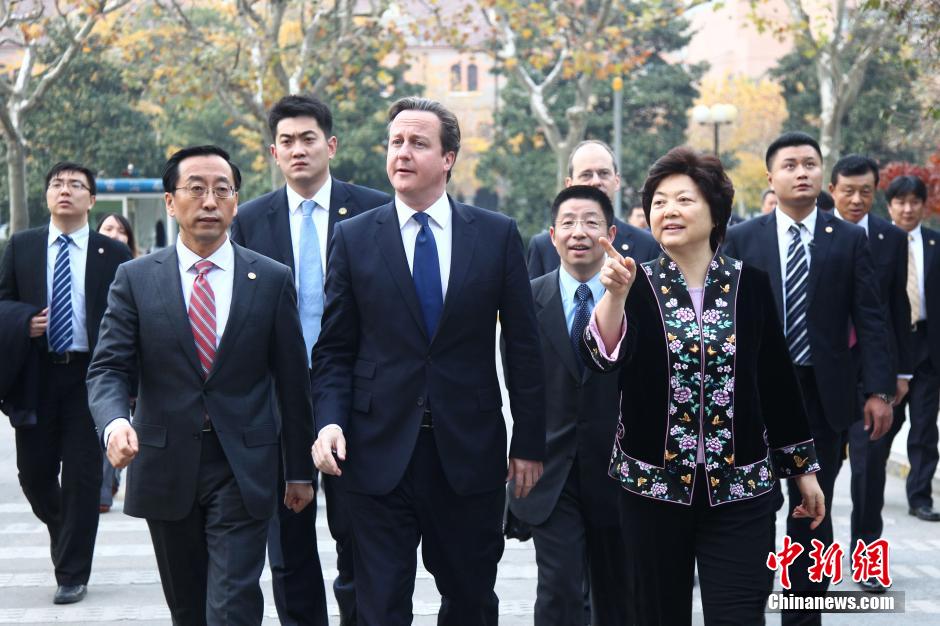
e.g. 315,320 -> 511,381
173,183 -> 238,199
47,179 -> 92,193
554,218 -> 609,232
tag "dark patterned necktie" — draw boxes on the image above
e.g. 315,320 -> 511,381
412,212 -> 443,338
785,223 -> 811,365
48,234 -> 73,354
570,284 -> 592,369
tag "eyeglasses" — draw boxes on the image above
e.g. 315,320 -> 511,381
556,219 -> 606,232
48,180 -> 91,193
174,183 -> 237,199
575,169 -> 615,182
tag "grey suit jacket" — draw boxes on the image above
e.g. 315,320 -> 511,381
87,243 -> 315,521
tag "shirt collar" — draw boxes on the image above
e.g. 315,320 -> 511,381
176,235 -> 234,274
48,222 -> 90,249
286,176 -> 332,214
834,209 -> 869,234
775,206 -> 818,238
396,192 -> 451,231
906,224 -> 922,243
558,266 -> 605,306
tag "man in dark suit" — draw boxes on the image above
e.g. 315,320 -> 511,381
0,161 -> 131,605
510,185 -> 629,625
230,94 -> 390,626
877,175 -> 940,522
526,140 -> 658,279
311,97 -> 545,625
722,132 -> 894,626
829,156 -> 913,593
87,146 -> 315,625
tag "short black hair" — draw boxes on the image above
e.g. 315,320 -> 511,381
96,212 -> 138,258
268,94 -> 333,139
551,185 -> 614,227
830,154 -> 880,187
641,146 -> 734,251
45,161 -> 96,195
388,96 -> 460,182
816,190 -> 835,211
765,131 -> 822,170
162,145 -> 241,193
761,189 -> 776,202
886,175 -> 928,203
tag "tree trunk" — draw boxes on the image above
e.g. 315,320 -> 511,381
555,143 -> 572,192
7,137 -> 29,233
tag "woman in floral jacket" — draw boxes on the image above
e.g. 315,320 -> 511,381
584,146 -> 825,625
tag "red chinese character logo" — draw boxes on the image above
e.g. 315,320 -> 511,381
851,538 -> 891,587
807,539 -> 844,584
767,535 -> 805,589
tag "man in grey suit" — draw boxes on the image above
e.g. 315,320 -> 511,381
87,146 -> 315,625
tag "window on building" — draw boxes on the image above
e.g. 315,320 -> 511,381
467,63 -> 478,92
450,63 -> 462,91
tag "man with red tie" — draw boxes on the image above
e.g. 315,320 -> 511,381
87,146 -> 315,625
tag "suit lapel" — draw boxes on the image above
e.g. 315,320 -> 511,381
154,248 -> 203,378
760,214 -> 785,322
266,187 -> 294,268
208,245 -> 257,381
27,226 -> 50,306
435,200 -> 478,344
807,211 -> 835,301
84,232 -> 107,345
374,204 -> 427,336
536,270 -> 582,382
923,226 -> 937,276
327,179 -> 353,262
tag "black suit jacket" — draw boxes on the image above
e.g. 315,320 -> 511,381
508,270 -> 621,527
230,178 -> 391,271
722,210 -> 894,430
865,214 -> 911,377
526,217 -> 659,279
919,226 -> 940,362
87,244 -> 315,521
312,198 -> 546,496
0,225 -> 132,353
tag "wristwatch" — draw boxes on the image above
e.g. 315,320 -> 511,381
870,392 -> 894,405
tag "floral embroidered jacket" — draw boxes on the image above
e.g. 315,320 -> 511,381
582,251 -> 820,506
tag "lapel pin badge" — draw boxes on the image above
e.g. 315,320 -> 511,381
877,233 -> 884,240
248,272 -> 257,280
825,226 -> 833,233
931,239 -> 936,246
621,243 -> 630,251
98,247 -> 104,254
338,207 -> 348,216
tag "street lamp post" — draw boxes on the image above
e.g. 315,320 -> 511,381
692,103 -> 738,156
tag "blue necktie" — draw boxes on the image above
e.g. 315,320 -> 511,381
412,212 -> 443,339
48,234 -> 74,354
570,283 -> 592,370
785,223 -> 811,365
298,200 -> 324,366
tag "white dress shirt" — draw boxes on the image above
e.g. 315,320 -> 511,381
834,210 -> 869,235
775,207 -> 818,331
287,177 -> 332,283
47,222 -> 89,352
396,192 -> 452,297
105,236 -> 235,445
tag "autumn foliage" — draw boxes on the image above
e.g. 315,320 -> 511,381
879,154 -> 940,215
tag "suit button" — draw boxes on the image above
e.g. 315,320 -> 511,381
193,433 -> 200,440
417,397 -> 425,407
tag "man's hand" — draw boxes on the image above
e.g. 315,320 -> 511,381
107,422 -> 139,469
312,427 -> 346,476
28,307 -> 48,338
597,238 -> 637,303
284,483 -> 315,513
791,473 -> 826,530
507,458 -> 543,499
894,378 -> 910,407
863,395 -> 893,440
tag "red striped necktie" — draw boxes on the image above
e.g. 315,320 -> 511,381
188,259 -> 217,379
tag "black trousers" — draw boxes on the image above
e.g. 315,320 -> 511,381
898,328 -> 940,509
323,473 -> 357,624
620,470 -> 778,626
266,448 -> 328,626
147,430 -> 269,626
783,366 -> 846,626
346,429 -> 504,626
15,354 -> 101,586
530,461 -> 631,626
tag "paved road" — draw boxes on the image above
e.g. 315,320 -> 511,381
1,420 -> 938,624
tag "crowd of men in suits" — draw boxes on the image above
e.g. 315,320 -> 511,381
0,91 -> 937,626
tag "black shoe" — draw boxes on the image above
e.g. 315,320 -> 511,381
53,584 -> 87,604
909,506 -> 940,521
858,579 -> 887,593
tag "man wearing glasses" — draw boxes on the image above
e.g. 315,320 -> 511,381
87,146 -> 315,625
0,162 -> 132,604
